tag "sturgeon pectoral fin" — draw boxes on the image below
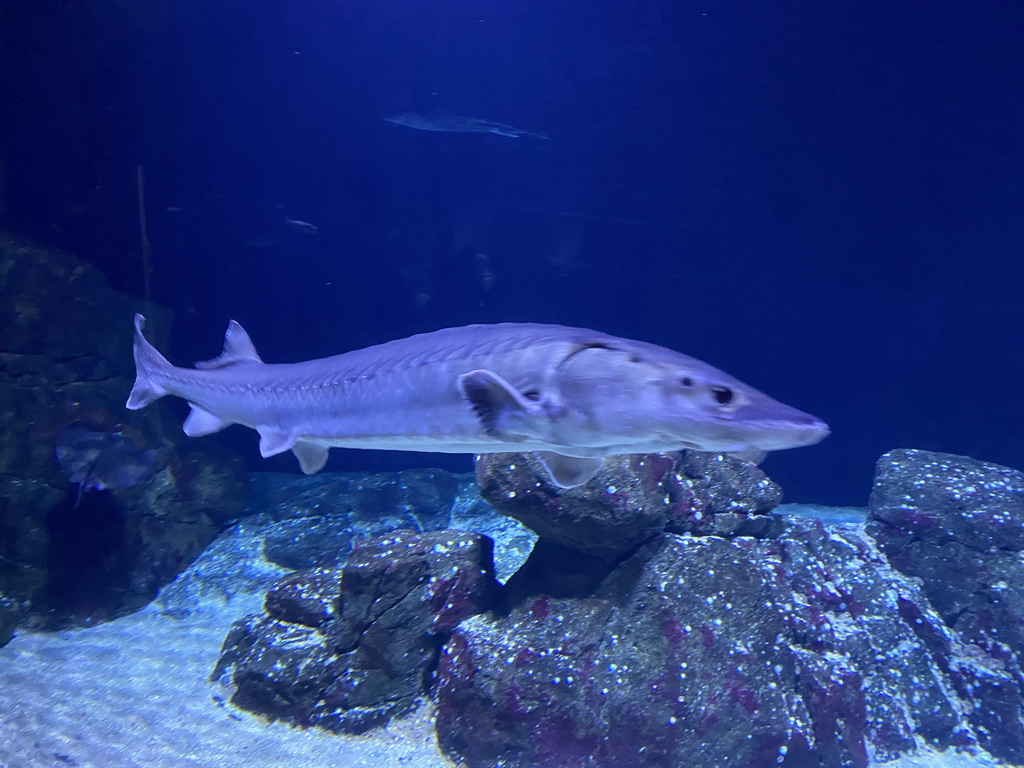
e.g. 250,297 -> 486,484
534,452 -> 604,489
257,427 -> 295,458
292,442 -> 329,474
458,369 -> 545,438
183,404 -> 230,437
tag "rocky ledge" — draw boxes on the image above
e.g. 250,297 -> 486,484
0,232 -> 245,631
213,447 -> 1024,765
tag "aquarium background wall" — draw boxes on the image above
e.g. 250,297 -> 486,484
1,0 -> 1022,506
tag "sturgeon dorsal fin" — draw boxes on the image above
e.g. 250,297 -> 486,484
195,320 -> 263,369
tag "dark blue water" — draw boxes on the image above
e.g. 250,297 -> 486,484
1,0 -> 1022,505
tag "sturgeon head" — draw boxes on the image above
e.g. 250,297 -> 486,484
457,334 -> 829,484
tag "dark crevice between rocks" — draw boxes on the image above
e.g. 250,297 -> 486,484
38,487 -> 135,629
420,631 -> 448,696
494,539 -> 628,615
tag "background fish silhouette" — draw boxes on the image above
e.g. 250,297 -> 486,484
55,428 -> 158,506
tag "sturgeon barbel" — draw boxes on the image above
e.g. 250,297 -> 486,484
125,315 -> 829,487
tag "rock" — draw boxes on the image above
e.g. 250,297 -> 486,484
669,450 -> 783,537
869,448 -> 1024,552
264,568 -> 341,629
867,448 -> 1024,761
246,469 -> 535,581
0,232 -> 245,629
437,533 -> 809,768
476,450 -> 782,560
475,453 -> 673,560
213,530 -> 497,733
434,514 -> 1001,767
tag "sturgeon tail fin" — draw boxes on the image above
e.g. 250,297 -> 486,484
126,314 -> 171,410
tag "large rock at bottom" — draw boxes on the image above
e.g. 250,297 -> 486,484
868,448 -> 1024,761
438,534 -> 803,768
0,232 -> 246,629
435,514 -> 1002,768
475,450 -> 781,560
212,530 -> 497,733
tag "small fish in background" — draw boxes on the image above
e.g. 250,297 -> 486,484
55,428 -> 158,507
283,215 -> 319,235
241,237 -> 278,249
472,252 -> 495,291
383,111 -> 549,140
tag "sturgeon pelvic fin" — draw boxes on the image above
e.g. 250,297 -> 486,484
292,442 -> 329,474
257,428 -> 328,474
534,452 -> 604,489
257,427 -> 295,458
183,405 -> 230,437
457,369 -> 545,439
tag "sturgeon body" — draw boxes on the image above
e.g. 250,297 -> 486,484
126,316 -> 828,487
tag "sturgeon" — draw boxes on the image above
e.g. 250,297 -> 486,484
125,315 -> 828,487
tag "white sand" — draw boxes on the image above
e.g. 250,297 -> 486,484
0,604 -> 454,768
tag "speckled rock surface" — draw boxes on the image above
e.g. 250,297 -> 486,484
435,508 -> 1016,768
213,530 -> 497,733
437,533 -> 808,768
476,450 -> 781,560
868,449 -> 1024,761
244,470 -> 535,583
0,232 -> 245,629
670,450 -> 784,536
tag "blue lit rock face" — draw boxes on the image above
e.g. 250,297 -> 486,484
243,469 -> 536,583
0,232 -> 245,633
474,450 -> 782,560
434,448 -> 1024,767
868,449 -> 1024,762
212,530 -> 497,733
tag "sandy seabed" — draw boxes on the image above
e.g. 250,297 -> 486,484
0,602 -> 454,768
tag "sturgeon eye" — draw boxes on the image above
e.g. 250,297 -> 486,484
710,385 -> 734,405
679,377 -> 695,388
523,390 -> 541,401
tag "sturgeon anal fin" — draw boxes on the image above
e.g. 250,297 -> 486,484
457,369 -> 545,438
257,427 -> 295,458
534,452 -> 604,489
183,404 -> 230,437
195,320 -> 263,369
292,442 -> 329,475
